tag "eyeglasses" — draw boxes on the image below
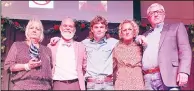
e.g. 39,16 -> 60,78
148,9 -> 165,16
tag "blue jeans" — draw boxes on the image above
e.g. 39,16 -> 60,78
144,72 -> 180,90
87,81 -> 114,90
144,72 -> 166,90
86,75 -> 114,90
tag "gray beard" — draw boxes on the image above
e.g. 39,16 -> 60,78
61,32 -> 74,40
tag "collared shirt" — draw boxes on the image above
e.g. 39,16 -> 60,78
53,39 -> 78,80
142,22 -> 164,71
82,37 -> 119,77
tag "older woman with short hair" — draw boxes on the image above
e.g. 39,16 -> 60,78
113,20 -> 145,90
4,18 -> 53,90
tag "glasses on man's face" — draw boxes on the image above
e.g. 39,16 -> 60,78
148,9 -> 164,16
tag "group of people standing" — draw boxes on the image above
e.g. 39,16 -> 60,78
4,3 -> 192,90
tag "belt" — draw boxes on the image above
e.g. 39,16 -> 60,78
143,67 -> 160,75
87,75 -> 113,83
54,78 -> 78,84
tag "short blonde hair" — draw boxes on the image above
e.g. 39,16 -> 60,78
147,3 -> 165,15
25,18 -> 44,42
118,20 -> 139,39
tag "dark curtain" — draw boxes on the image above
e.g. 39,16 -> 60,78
1,19 -> 194,90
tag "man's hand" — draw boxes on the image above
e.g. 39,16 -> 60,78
50,37 -> 60,46
177,73 -> 189,86
135,35 -> 147,46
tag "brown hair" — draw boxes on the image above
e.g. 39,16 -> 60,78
89,15 -> 109,39
90,15 -> 108,28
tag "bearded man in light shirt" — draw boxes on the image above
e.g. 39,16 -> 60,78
47,17 -> 87,90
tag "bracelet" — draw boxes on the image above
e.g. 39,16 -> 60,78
24,64 -> 31,71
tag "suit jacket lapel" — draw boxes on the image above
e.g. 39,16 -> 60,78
159,23 -> 169,50
52,41 -> 60,66
73,42 -> 78,67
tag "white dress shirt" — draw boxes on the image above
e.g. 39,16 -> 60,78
142,22 -> 164,71
53,39 -> 78,80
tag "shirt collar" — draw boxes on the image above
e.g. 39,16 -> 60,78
155,22 -> 164,28
90,37 -> 107,44
150,22 -> 164,32
60,38 -> 73,47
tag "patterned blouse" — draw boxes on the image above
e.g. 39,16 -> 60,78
113,41 -> 145,90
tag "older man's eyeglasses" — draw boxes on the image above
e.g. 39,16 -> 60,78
148,9 -> 164,16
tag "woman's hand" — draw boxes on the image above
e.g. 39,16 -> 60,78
27,58 -> 42,69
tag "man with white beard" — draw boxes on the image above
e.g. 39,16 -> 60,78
47,17 -> 87,90
49,16 -> 119,90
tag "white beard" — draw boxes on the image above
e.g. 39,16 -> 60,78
61,32 -> 74,40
